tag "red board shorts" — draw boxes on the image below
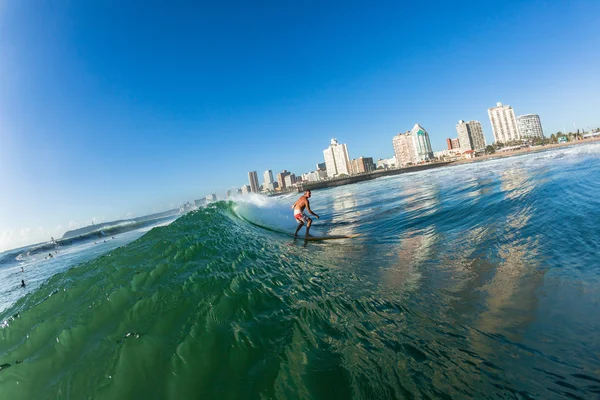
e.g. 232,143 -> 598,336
294,213 -> 309,224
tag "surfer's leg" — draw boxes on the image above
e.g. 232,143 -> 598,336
294,222 -> 304,237
305,218 -> 313,237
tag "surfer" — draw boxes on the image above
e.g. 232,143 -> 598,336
291,190 -> 320,237
21,280 -> 26,288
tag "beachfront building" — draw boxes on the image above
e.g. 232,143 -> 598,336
488,102 -> 519,143
206,193 -> 217,202
410,124 -> 434,163
263,170 -> 274,187
241,185 -> 251,195
350,157 -> 376,175
456,120 -> 486,152
377,156 -> 396,170
284,173 -> 297,188
276,170 -> 291,190
393,131 -> 417,167
323,138 -> 351,177
516,114 -> 544,139
302,170 -> 326,182
248,171 -> 259,193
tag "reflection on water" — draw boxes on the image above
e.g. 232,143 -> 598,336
379,229 -> 433,294
500,168 -> 536,200
327,190 -> 358,237
474,168 -> 545,342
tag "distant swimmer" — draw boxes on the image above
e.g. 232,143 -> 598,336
48,253 -> 53,258
21,267 -> 24,273
291,190 -> 320,237
21,280 -> 26,288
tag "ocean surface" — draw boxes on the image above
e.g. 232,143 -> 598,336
1,143 -> 600,399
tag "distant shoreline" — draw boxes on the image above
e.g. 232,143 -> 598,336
449,136 -> 600,166
298,137 -> 600,193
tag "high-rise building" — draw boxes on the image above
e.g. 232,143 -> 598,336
276,170 -> 291,190
488,102 -> 519,143
248,171 -> 259,193
241,185 -> 251,195
394,124 -> 433,166
393,131 -> 417,167
284,174 -> 296,188
451,138 -> 460,149
468,121 -> 486,151
350,157 -> 376,174
316,162 -> 326,171
410,124 -> 434,162
446,138 -> 453,150
456,120 -> 486,152
263,170 -> 274,186
516,114 -> 544,139
323,138 -> 351,177
456,121 -> 472,151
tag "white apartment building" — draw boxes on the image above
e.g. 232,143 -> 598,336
323,138 -> 351,177
263,170 -> 274,186
284,174 -> 297,188
488,102 -> 519,143
456,120 -> 486,152
516,114 -> 544,139
410,124 -> 434,163
376,156 -> 397,170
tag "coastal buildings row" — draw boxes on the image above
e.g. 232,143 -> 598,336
488,102 -> 544,142
236,102 -> 546,196
444,103 -> 544,158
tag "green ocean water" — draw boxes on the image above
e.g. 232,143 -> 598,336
1,144 -> 600,399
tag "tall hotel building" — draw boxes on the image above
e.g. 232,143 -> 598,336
277,170 -> 291,190
248,171 -> 259,193
456,120 -> 486,151
263,170 -> 274,186
393,124 -> 433,167
488,102 -> 519,143
516,114 -> 544,139
393,131 -> 417,167
323,139 -> 351,177
410,124 -> 434,162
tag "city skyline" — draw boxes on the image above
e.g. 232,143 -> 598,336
2,1 -> 600,252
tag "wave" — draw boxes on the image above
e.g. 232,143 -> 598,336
1,147 -> 599,399
6,215 -> 179,264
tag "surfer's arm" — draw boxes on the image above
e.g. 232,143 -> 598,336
306,202 -> 319,219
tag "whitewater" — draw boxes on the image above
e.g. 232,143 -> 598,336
1,143 -> 599,399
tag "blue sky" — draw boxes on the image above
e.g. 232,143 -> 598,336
1,0 -> 599,251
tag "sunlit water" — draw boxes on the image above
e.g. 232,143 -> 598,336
1,144 -> 599,399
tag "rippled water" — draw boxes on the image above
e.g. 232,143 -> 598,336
1,144 -> 600,399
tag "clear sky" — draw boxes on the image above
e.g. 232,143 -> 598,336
1,0 -> 599,252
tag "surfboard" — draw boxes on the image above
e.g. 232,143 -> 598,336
291,234 -> 361,241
